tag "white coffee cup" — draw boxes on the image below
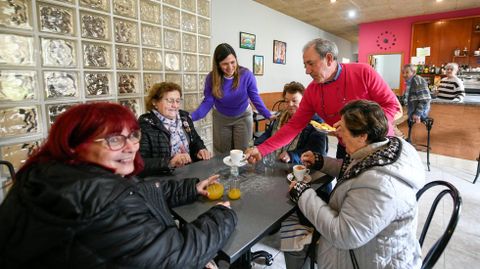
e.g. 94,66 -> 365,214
293,164 -> 310,181
230,149 -> 245,166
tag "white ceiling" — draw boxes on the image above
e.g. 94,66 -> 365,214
253,0 -> 480,43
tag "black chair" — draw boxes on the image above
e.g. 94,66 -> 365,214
252,100 -> 286,140
271,100 -> 286,112
0,160 -> 16,182
252,110 -> 268,139
473,152 -> 479,184
407,117 -> 434,171
416,180 -> 462,269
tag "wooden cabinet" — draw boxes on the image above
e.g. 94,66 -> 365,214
412,16 -> 480,67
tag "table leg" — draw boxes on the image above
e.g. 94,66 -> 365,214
230,250 -> 252,269
473,155 -> 479,184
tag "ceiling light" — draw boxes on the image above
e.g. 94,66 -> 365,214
348,10 -> 356,18
330,0 -> 337,3
436,0 -> 443,2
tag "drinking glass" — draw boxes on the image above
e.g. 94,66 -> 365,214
228,178 -> 241,200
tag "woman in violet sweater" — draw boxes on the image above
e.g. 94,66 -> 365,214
191,43 -> 273,154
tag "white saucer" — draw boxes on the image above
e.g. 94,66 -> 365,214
223,156 -> 247,167
287,173 -> 312,183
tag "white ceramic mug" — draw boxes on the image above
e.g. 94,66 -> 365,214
230,149 -> 245,166
293,164 -> 310,181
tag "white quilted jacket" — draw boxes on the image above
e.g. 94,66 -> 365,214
298,138 -> 425,269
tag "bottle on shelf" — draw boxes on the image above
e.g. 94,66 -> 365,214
463,47 -> 469,56
423,65 -> 429,74
416,63 -> 423,74
440,64 -> 446,75
430,64 -> 436,74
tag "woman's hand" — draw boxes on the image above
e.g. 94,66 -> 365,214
245,147 -> 262,164
196,174 -> 220,196
278,151 -> 291,163
300,151 -> 315,167
196,149 -> 212,160
289,181 -> 311,203
170,153 -> 192,167
332,120 -> 341,136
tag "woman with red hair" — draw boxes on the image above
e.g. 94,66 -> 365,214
0,102 -> 236,269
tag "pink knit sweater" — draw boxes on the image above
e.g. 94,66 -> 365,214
258,63 -> 399,156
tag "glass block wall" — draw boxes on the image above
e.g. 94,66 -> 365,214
0,0 -> 213,197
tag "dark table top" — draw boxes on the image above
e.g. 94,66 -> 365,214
164,155 -> 332,263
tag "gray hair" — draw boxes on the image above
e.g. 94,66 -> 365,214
303,38 -> 338,60
403,64 -> 416,73
445,62 -> 459,72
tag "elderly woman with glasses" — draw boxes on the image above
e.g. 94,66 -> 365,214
138,82 -> 211,177
0,102 -> 236,268
287,100 -> 425,269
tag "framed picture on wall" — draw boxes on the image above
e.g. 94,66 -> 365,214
273,40 -> 286,64
239,32 -> 256,50
253,55 -> 264,76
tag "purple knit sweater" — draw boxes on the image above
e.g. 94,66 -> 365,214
191,67 -> 271,121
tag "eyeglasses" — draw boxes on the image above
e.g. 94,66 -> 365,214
163,98 -> 183,105
94,129 -> 141,151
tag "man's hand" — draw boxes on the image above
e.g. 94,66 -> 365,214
245,147 -> 262,164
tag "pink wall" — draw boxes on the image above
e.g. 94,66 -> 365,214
358,8 -> 480,64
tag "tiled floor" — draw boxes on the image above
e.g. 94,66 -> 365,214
222,137 -> 480,269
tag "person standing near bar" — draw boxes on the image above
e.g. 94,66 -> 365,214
246,38 -> 399,162
401,63 -> 431,124
191,43 -> 273,155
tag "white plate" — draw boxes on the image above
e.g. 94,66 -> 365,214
312,126 -> 332,134
310,122 -> 336,134
287,173 -> 312,183
223,156 -> 247,167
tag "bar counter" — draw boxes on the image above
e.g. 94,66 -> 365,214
398,95 -> 480,161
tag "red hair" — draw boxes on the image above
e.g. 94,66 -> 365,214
19,102 -> 144,176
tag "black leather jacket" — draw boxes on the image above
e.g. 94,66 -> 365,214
138,110 -> 207,177
0,162 -> 237,269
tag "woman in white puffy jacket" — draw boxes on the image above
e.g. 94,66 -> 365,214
289,99 -> 425,269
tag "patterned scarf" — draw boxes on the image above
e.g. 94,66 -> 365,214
153,110 -> 190,156
336,137 -> 402,187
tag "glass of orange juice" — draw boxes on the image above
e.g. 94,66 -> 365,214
228,178 -> 241,200
207,182 -> 224,200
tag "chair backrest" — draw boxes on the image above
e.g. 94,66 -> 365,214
0,160 -> 16,204
0,160 -> 15,182
271,99 -> 286,112
416,180 -> 462,269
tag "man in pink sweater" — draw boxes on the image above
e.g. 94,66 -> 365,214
246,38 -> 400,162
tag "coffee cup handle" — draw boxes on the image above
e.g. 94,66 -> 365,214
305,169 -> 310,174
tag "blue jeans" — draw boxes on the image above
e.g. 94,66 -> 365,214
407,102 -> 430,121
